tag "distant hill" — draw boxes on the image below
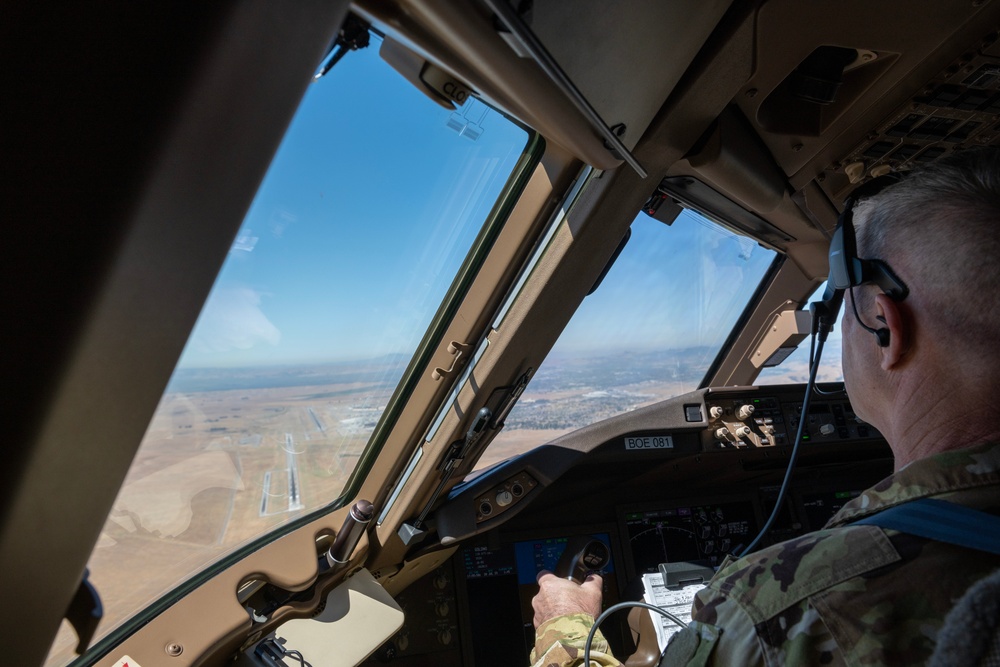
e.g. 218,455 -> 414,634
166,354 -> 411,393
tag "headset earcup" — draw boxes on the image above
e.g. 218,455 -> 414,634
875,328 -> 890,347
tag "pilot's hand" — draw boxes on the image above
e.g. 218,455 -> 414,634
532,569 -> 604,628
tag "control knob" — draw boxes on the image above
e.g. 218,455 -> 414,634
496,489 -> 513,507
709,406 -> 724,419
737,404 -> 755,420
820,423 -> 836,436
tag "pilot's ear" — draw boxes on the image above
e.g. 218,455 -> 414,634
875,292 -> 909,370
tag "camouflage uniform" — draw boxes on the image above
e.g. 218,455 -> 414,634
531,442 -> 1000,667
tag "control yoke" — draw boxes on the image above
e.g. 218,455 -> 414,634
554,537 -> 611,584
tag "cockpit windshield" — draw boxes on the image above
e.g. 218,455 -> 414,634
475,209 -> 778,471
49,39 -> 532,663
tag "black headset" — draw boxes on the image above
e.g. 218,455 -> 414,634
827,173 -> 910,347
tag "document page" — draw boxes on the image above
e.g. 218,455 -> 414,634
640,572 -> 707,651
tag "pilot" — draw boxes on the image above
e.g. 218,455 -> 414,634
530,146 -> 1000,666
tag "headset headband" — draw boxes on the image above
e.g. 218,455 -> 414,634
827,173 -> 910,301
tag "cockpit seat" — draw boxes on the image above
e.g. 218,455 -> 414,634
930,567 -> 1000,667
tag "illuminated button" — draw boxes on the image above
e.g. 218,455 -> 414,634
496,489 -> 513,507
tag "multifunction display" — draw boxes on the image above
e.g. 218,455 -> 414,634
622,500 -> 758,573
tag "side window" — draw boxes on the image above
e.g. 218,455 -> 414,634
474,209 -> 777,471
756,283 -> 844,385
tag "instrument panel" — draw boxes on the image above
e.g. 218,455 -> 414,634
363,384 -> 893,666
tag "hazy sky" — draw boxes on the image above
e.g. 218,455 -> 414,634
551,210 -> 776,356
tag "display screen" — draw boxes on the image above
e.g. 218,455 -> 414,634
461,532 -> 618,667
622,500 -> 758,575
463,543 -> 515,579
513,535 -> 615,584
800,489 -> 863,530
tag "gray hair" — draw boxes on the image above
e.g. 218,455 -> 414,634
852,147 -> 1000,353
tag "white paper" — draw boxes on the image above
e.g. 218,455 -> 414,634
641,572 -> 707,651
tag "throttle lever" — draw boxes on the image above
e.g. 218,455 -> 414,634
554,537 -> 611,584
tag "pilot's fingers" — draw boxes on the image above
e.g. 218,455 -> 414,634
536,569 -> 555,584
580,573 -> 603,592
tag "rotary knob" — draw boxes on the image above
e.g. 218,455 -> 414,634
737,404 -> 755,420
496,489 -> 514,507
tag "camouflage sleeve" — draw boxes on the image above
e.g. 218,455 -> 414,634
530,613 -> 622,667
685,590 -> 764,666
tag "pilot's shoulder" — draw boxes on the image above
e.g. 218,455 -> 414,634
697,525 -> 900,624
842,442 -> 1000,513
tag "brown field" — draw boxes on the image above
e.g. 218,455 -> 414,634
47,381 -> 376,665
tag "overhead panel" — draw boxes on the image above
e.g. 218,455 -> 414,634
821,30 -> 1000,202
735,0 -> 1000,189
527,0 -> 733,151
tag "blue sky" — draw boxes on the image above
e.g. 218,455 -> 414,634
175,41 -> 781,374
177,42 -> 527,368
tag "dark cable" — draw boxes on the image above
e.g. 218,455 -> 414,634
738,331 -> 827,557
283,649 -> 313,667
583,601 -> 688,666
808,331 -> 840,396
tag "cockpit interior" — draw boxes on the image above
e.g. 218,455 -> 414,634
8,1 -> 1000,665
